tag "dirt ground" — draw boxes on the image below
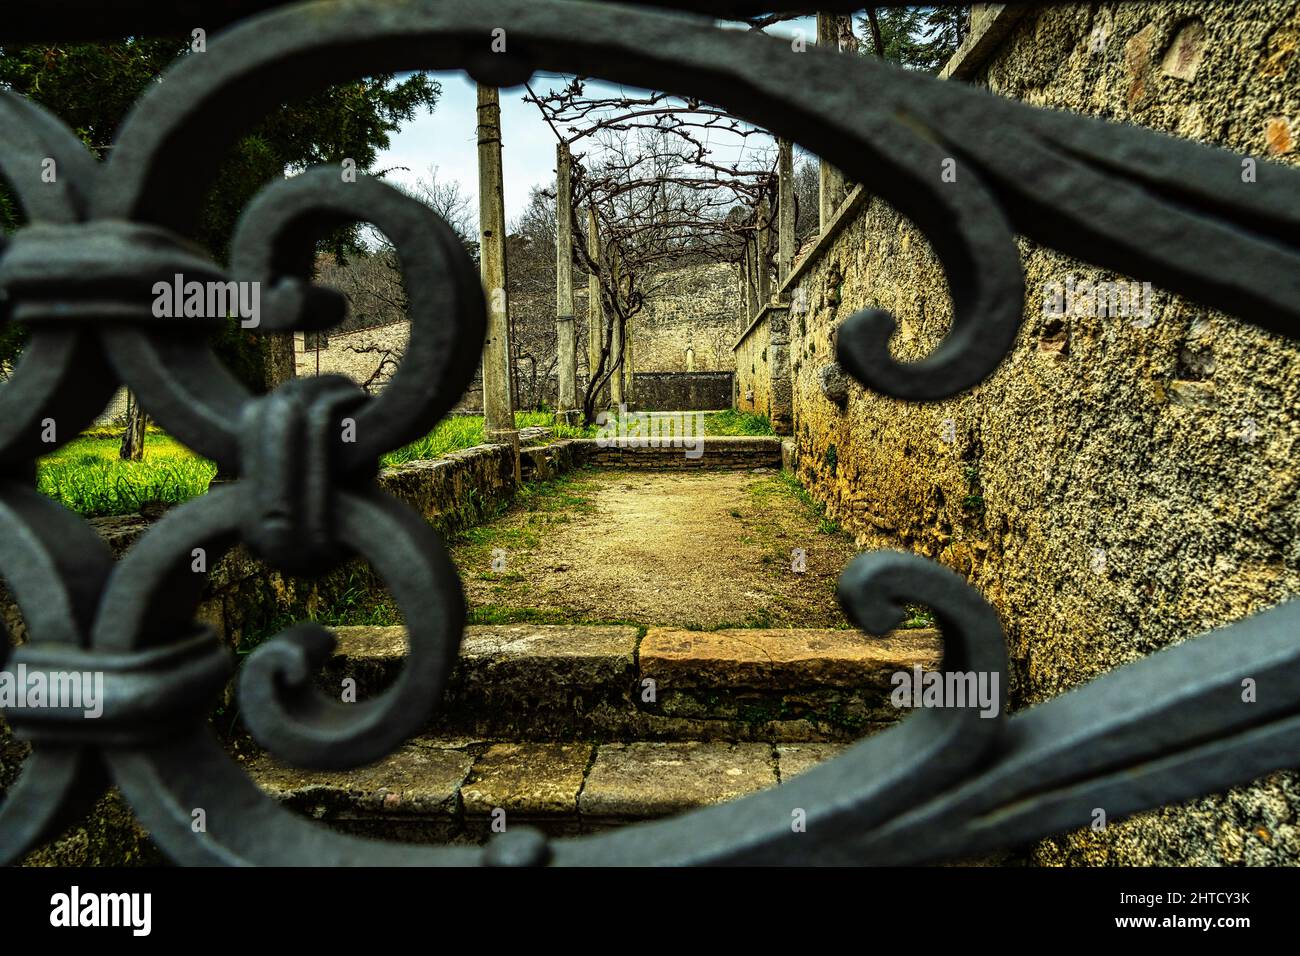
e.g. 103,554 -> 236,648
450,467 -> 865,630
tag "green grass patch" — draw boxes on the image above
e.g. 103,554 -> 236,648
750,471 -> 842,535
703,409 -> 775,436
382,411 -> 597,467
37,434 -> 215,517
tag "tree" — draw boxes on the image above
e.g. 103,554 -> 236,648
524,80 -> 778,423
0,36 -> 441,455
859,6 -> 970,72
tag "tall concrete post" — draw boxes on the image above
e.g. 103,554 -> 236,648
817,13 -> 855,231
623,308 -> 635,408
778,137 -> 795,285
586,205 -> 605,410
477,84 -> 518,473
743,234 -> 758,320
555,142 -> 578,423
609,242 -> 625,408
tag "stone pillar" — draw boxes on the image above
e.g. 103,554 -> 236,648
778,137 -> 795,285
477,84 -> 518,474
768,304 -> 794,435
554,142 -> 578,423
609,243 -> 624,408
817,13 -> 856,231
743,236 -> 757,320
623,311 -> 635,409
262,332 -> 297,391
586,205 -> 605,409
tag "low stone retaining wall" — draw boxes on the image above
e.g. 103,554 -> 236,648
0,438 -> 577,651
631,371 -> 733,411
576,436 -> 782,469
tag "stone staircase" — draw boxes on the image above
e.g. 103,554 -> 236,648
242,623 -> 939,843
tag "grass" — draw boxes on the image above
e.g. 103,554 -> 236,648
35,406 -> 773,517
703,409 -> 774,436
382,410 -> 596,467
37,434 -> 216,517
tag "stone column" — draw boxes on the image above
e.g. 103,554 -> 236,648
817,13 -> 856,231
586,205 -> 605,409
623,311 -> 635,409
609,243 -> 625,408
756,196 -> 771,306
743,236 -> 757,320
477,84 -> 518,474
778,137 -> 795,285
554,142 -> 578,423
769,305 -> 793,435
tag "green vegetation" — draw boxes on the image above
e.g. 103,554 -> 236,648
703,409 -> 775,436
382,411 -> 596,466
0,39 -> 441,389
37,434 -> 215,517
451,468 -> 601,576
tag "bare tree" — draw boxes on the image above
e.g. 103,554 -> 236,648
524,80 -> 783,423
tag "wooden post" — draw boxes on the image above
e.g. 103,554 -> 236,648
555,142 -> 577,421
586,205 -> 605,409
756,196 -> 771,307
778,137 -> 795,285
476,84 -> 518,472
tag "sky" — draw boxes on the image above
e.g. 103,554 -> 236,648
373,17 -> 816,229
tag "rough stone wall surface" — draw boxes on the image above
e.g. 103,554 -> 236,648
786,0 -> 1300,864
296,261 -> 738,410
632,262 -> 740,373
632,371 -> 733,410
735,312 -> 772,419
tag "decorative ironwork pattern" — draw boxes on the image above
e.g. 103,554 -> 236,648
1,0 -> 1298,866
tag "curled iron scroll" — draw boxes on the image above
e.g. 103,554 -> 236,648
1,0 -> 1299,866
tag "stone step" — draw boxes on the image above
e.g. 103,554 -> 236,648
244,736 -> 849,843
318,624 -> 940,743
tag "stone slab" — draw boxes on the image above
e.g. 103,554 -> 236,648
247,738 -> 475,818
579,741 -> 776,818
460,742 -> 592,816
777,742 -> 850,781
640,627 -> 941,690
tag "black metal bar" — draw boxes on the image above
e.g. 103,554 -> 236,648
0,0 -> 1296,867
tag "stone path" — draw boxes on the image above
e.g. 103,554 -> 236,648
451,468 -> 862,629
243,465 -> 945,847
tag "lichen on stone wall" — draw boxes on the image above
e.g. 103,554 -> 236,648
785,0 -> 1300,865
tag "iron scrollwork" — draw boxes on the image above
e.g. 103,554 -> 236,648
0,0 -> 1298,866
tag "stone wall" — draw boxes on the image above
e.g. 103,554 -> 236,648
632,262 -> 740,373
782,0 -> 1300,865
0,441 -> 553,651
734,303 -> 793,432
295,261 -> 740,411
632,371 -> 733,410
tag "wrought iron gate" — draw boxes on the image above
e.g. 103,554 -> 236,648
1,0 -> 1299,866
